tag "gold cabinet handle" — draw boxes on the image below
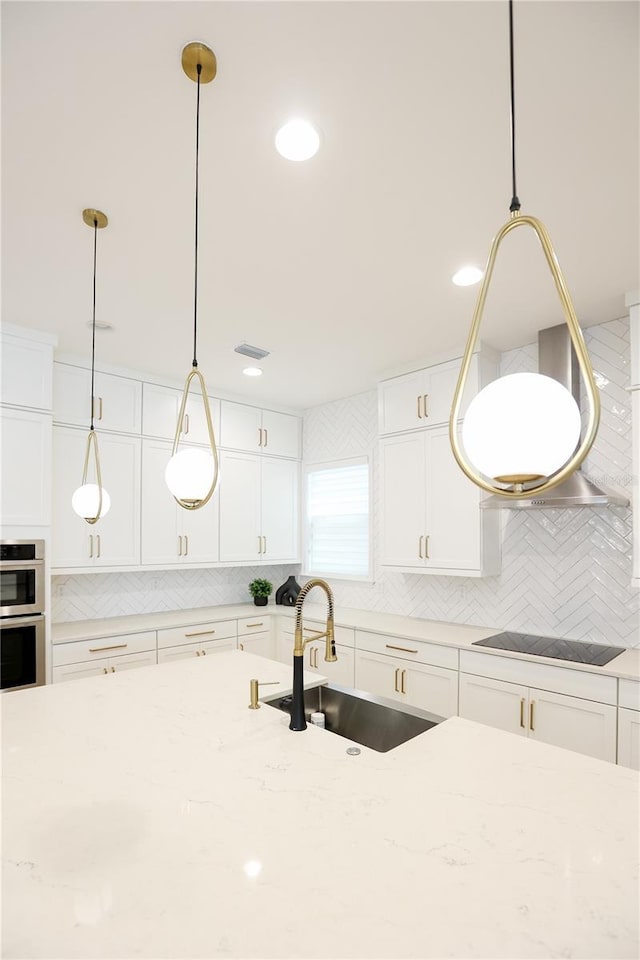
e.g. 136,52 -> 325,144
99,397 -> 103,421
183,412 -> 190,435
184,535 -> 188,557
520,698 -> 525,728
89,534 -> 93,559
239,642 -> 244,651
262,535 -> 267,554
263,428 -> 268,447
418,535 -> 424,559
423,394 -> 429,418
185,629 -> 216,638
385,643 -> 418,654
258,535 -> 262,555
89,643 -> 128,653
258,427 -> 263,447
246,622 -> 264,628
92,396 -> 103,421
196,650 -> 201,656
400,669 -> 406,694
201,649 -> 207,656
417,394 -> 423,419
394,667 -> 399,692
178,535 -> 182,556
424,534 -> 429,560
529,700 -> 535,732
110,665 -> 115,673
96,534 -> 100,559
102,666 -> 108,674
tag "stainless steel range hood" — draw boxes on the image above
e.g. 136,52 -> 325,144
480,324 -> 629,510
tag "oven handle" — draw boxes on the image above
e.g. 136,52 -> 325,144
0,614 -> 46,626
0,560 -> 44,570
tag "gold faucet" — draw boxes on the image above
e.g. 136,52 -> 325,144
290,578 -> 337,731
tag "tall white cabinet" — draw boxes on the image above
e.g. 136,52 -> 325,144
628,291 -> 639,588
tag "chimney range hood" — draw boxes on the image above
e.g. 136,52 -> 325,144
480,325 -> 629,510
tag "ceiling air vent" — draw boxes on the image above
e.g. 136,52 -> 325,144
234,343 -> 270,361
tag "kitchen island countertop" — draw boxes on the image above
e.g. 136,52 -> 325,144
2,650 -> 638,959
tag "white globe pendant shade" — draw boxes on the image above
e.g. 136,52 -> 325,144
72,483 -> 111,521
462,373 -> 582,482
165,447 -> 216,505
275,119 -> 320,161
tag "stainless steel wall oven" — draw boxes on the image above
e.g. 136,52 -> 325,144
1,541 -> 46,691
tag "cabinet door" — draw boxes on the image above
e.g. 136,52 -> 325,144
399,660 -> 458,719
200,637 -> 236,656
219,451 -> 261,562
91,433 -> 141,566
618,708 -> 640,770
379,434 -> 427,567
158,641 -> 203,665
52,659 -> 110,683
423,358 -> 479,426
141,440 -> 180,564
529,689 -> 617,763
378,370 -> 427,435
238,631 -> 275,660
459,673 -> 529,737
108,651 -> 157,674
1,333 -> 53,410
261,457 -> 299,561
219,401 -> 262,452
180,486 -> 220,563
261,410 -> 301,459
355,649 -> 401,702
311,642 -> 355,688
143,383 -> 220,446
54,364 -> 141,434
52,426 -> 96,567
0,408 -> 52,525
425,427 -> 481,570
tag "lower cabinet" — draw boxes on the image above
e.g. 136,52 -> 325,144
157,619 -> 237,661
355,649 -> 458,718
618,708 -> 640,770
238,632 -> 275,660
157,637 -> 236,664
459,673 -> 617,763
276,618 -> 356,687
52,631 -> 157,682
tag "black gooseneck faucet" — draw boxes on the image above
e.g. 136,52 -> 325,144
289,578 -> 337,731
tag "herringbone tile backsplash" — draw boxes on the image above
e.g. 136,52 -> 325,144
54,317 -> 639,646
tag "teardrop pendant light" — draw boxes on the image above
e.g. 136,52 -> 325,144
449,0 -> 600,498
165,41 -> 219,510
72,209 -> 111,524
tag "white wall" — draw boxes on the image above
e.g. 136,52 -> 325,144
302,317 -> 639,647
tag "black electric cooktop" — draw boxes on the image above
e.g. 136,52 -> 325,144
472,631 -> 625,667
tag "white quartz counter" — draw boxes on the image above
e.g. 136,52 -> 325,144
2,651 -> 638,959
52,601 -> 640,682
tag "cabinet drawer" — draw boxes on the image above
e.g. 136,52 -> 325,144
157,619 -> 236,649
237,616 -> 273,636
355,630 -> 457,670
53,631 -> 156,667
619,679 -> 640,711
459,650 -> 617,705
281,618 -> 355,648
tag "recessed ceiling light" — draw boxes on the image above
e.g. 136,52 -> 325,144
452,266 -> 484,287
243,366 -> 263,377
275,119 -> 320,161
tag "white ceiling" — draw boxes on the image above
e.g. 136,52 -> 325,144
2,1 -> 638,410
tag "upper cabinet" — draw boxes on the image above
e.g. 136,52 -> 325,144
1,327 -> 55,411
142,383 -> 220,445
378,352 -> 496,435
220,401 -> 301,459
54,363 -> 142,434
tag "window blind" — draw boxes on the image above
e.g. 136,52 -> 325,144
305,459 -> 370,577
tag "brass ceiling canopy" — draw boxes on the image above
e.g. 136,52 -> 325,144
181,42 -> 217,83
82,209 -> 108,229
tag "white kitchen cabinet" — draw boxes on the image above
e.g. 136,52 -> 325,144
378,353 -> 495,435
238,631 -> 275,660
220,401 -> 301,459
52,426 -> 141,569
219,451 -> 299,563
141,382 -> 220,445
53,650 -> 157,682
54,363 -> 142,434
355,648 -> 458,718
1,326 -> 55,410
0,407 -> 52,526
459,672 -> 617,763
52,631 -> 157,682
141,439 -> 219,565
157,637 -> 236,664
380,427 -> 500,575
617,707 -> 640,770
305,641 -> 355,687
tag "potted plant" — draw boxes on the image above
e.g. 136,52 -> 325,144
249,578 -> 273,606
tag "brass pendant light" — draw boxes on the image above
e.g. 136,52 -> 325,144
165,42 -> 220,510
71,209 -> 111,524
449,0 -> 600,498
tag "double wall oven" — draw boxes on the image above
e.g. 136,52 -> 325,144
0,541 -> 46,691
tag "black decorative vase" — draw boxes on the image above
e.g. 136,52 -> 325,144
253,596 -> 268,606
275,575 -> 301,607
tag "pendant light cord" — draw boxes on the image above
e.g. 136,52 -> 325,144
90,218 -> 98,430
508,0 -> 521,213
192,63 -> 202,369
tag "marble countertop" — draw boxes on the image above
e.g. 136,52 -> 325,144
3,651 -> 639,959
52,602 -> 640,682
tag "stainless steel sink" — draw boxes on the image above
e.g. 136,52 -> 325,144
264,683 -> 443,752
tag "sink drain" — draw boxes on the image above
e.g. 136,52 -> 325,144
346,746 -> 361,756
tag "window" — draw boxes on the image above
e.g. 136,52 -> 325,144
304,458 -> 370,579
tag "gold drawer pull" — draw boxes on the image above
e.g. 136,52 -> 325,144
185,630 -> 216,638
519,698 -> 525,728
385,644 -> 418,654
102,666 -> 108,674
246,622 -> 264,628
110,665 -> 115,673
529,701 -> 535,732
239,643 -> 244,651
89,643 -> 128,653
